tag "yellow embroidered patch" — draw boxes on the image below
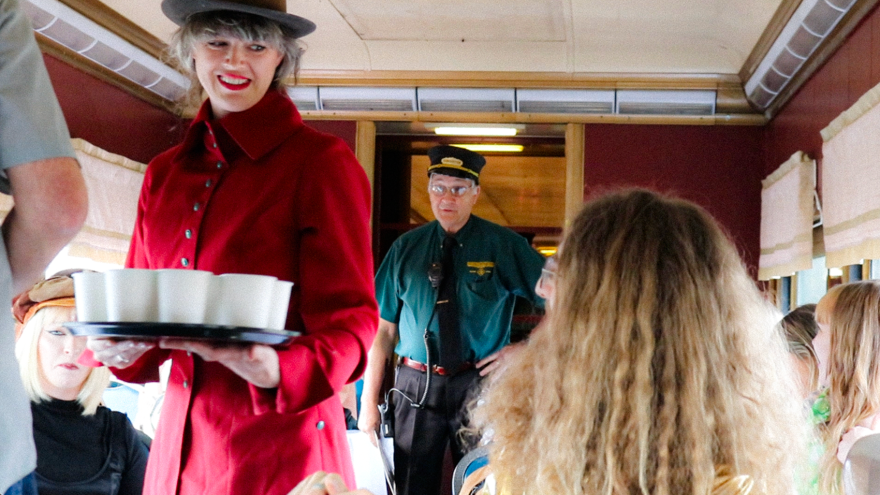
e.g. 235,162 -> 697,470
467,261 -> 495,276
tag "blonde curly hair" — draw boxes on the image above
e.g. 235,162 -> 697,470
470,189 -> 807,495
819,281 -> 880,495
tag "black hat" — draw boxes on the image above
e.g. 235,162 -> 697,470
162,0 -> 316,39
427,146 -> 486,185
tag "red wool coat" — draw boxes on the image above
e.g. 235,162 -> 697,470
113,91 -> 378,495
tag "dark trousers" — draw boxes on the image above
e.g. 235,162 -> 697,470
391,365 -> 481,495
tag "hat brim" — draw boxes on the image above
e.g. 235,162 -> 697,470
162,0 -> 316,38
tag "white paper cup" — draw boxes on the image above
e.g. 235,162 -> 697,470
104,269 -> 158,322
267,280 -> 294,330
209,274 -> 277,328
157,269 -> 213,324
71,271 -> 107,322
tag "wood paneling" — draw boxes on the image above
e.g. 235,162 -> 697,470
565,124 -> 585,228
410,155 -> 567,229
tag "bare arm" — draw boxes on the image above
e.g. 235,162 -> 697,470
357,318 -> 398,438
3,157 -> 87,293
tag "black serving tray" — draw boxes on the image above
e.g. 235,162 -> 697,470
64,322 -> 299,346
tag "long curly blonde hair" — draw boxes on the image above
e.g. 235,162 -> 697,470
819,281 -> 880,495
470,189 -> 806,495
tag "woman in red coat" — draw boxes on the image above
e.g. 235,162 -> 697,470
86,1 -> 378,494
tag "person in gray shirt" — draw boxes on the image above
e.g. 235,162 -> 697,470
0,1 -> 89,493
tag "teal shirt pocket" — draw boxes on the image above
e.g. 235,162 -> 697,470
464,265 -> 500,301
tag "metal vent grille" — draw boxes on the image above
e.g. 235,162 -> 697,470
287,87 -> 318,111
321,99 -> 416,112
40,17 -> 94,51
21,1 -> 53,29
117,60 -> 161,87
150,78 -> 187,101
418,100 -> 513,112
617,102 -> 715,116
418,88 -> 515,113
292,100 -> 318,111
24,0 -> 189,101
616,90 -> 716,116
745,0 -> 855,110
748,85 -> 777,109
318,87 -> 416,112
518,101 -> 613,114
80,41 -> 130,70
760,67 -> 789,94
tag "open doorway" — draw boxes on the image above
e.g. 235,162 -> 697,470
372,122 -> 567,264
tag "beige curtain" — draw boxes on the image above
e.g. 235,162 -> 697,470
758,151 -> 816,280
0,138 -> 145,265
821,81 -> 880,268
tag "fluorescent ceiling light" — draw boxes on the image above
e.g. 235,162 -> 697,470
435,127 -> 517,136
426,123 -> 524,136
452,144 -> 524,153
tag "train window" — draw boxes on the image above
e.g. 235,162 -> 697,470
868,260 -> 880,280
795,256 -> 828,306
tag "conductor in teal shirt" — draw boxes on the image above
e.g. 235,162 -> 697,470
359,145 -> 545,495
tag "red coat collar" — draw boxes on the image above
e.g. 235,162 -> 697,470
178,90 -> 304,161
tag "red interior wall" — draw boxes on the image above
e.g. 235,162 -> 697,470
765,4 -> 880,176
43,55 -> 184,165
44,53 -> 358,163
584,124 -> 765,274
306,120 -> 357,151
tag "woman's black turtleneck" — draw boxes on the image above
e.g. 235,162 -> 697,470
32,399 -> 106,482
31,398 -> 148,494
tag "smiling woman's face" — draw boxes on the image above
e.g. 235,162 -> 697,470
38,307 -> 89,401
192,35 -> 284,119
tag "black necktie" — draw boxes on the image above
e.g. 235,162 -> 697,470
437,235 -> 462,371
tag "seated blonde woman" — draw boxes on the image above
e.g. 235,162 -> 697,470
779,304 -> 826,495
781,304 -> 821,400
813,281 -> 880,495
13,273 -> 148,495
291,189 -> 808,495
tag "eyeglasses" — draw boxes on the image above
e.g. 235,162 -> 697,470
428,183 -> 473,197
537,256 -> 557,291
